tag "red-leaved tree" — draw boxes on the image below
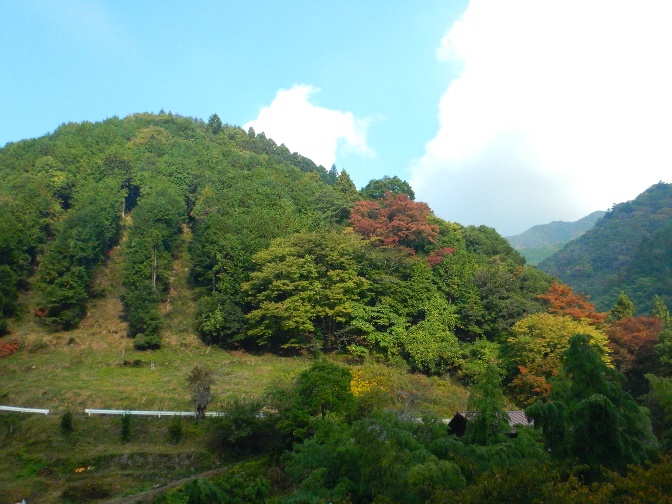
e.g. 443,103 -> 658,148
607,315 -> 663,396
427,247 -> 456,267
349,192 -> 438,253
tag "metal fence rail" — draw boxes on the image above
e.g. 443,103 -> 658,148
84,408 -> 225,417
0,405 -> 225,417
0,405 -> 50,415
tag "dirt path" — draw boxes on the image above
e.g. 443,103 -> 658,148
101,466 -> 229,503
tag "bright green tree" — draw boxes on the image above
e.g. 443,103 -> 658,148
402,295 -> 461,375
243,231 -> 371,351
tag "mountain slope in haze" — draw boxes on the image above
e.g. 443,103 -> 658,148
506,211 -> 606,265
538,182 -> 672,312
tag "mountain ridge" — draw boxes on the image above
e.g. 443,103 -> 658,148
538,182 -> 672,311
506,210 -> 606,265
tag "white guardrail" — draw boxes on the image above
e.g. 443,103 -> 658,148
84,409 -> 225,417
0,405 -> 50,415
0,405 -> 223,417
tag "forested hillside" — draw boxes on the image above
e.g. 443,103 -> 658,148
506,210 -> 605,265
539,182 -> 672,312
0,112 -> 555,372
3,114 -> 672,502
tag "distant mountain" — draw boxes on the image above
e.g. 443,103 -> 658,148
538,182 -> 672,312
506,211 -> 606,265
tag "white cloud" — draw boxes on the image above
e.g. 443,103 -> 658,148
411,0 -> 672,235
244,85 -> 373,168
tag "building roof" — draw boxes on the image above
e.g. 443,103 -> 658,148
453,411 -> 533,428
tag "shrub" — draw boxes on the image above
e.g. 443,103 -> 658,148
0,340 -> 19,358
168,415 -> 183,444
134,333 -> 161,350
121,413 -> 131,442
210,398 -> 273,456
60,410 -> 74,435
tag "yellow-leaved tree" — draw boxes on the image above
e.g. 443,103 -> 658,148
507,313 -> 611,406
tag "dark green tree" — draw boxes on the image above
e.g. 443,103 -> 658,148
527,334 -> 658,479
207,113 -> 222,134
610,291 -> 635,321
60,410 -> 74,435
121,182 -> 185,347
642,374 -> 672,448
35,182 -> 122,329
0,266 -> 17,333
651,295 -> 671,324
186,478 -> 225,504
294,360 -> 355,419
326,164 -> 339,185
121,413 -> 131,442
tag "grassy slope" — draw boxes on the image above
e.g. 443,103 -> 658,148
0,229 -> 469,502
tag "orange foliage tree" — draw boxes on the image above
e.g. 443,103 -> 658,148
607,315 -> 663,396
349,192 -> 438,253
538,281 -> 606,325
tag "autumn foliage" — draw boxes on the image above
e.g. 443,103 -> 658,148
508,313 -> 611,406
349,192 -> 438,252
607,315 -> 663,396
427,247 -> 456,267
538,281 -> 606,325
0,340 -> 19,358
608,316 -> 662,372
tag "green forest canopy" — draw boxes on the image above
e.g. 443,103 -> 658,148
3,113 -> 672,501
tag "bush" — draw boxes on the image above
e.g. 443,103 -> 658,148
134,333 -> 161,350
168,415 -> 183,444
0,340 -> 19,358
211,398 -> 274,456
185,478 -> 225,504
60,410 -> 74,435
121,413 -> 131,442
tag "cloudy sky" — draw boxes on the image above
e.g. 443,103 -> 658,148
3,1 -> 671,235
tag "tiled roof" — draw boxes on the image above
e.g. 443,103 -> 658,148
455,410 -> 533,428
505,410 -> 533,427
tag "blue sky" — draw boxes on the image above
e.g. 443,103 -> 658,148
3,1 -> 672,235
